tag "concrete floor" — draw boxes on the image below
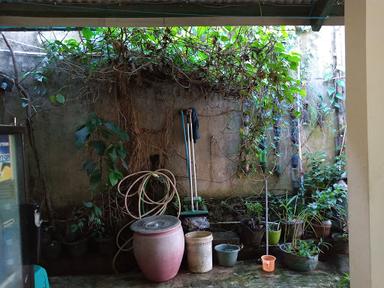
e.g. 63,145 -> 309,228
50,261 -> 342,288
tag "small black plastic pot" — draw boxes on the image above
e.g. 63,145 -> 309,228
239,220 -> 265,246
63,238 -> 88,257
331,233 -> 349,255
42,240 -> 62,260
93,236 -> 115,256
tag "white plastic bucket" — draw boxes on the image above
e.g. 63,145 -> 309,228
185,231 -> 213,273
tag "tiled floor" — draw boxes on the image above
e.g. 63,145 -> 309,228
50,260 -> 344,288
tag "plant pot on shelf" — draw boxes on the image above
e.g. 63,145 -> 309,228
281,220 -> 304,242
239,220 -> 264,246
63,237 -> 88,257
279,243 -> 319,272
312,219 -> 332,239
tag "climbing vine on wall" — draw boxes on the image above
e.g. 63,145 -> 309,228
37,26 -> 304,176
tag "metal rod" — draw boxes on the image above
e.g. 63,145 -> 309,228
188,110 -> 199,210
265,178 -> 269,255
181,111 -> 190,179
185,111 -> 194,211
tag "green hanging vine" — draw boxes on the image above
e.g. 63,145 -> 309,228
34,26 -> 304,177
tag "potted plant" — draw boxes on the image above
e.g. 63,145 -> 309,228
275,194 -> 305,242
279,239 -> 324,272
86,201 -> 115,256
278,205 -> 331,272
239,201 -> 264,246
41,224 -> 62,260
307,183 -> 347,239
62,205 -> 89,257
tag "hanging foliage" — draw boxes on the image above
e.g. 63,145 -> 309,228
37,26 -> 304,176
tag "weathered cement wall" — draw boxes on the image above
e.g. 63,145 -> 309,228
0,28 -> 345,208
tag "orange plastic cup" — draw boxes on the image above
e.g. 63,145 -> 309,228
261,255 -> 276,272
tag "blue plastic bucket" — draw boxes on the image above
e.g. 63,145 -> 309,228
214,244 -> 241,267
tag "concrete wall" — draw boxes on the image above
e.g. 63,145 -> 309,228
0,28 -> 344,208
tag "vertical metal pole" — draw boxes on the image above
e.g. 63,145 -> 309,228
265,178 -> 269,255
181,111 -> 190,180
186,112 -> 194,211
189,110 -> 199,210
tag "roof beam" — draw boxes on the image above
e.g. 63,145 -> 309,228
310,0 -> 335,31
0,16 -> 344,30
0,2 -> 343,19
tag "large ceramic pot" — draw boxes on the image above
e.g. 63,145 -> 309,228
131,215 -> 185,282
279,243 -> 318,272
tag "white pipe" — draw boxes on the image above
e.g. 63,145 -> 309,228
265,178 -> 269,255
185,113 -> 194,211
188,110 -> 199,210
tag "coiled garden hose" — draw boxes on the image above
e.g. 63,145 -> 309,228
112,169 -> 181,273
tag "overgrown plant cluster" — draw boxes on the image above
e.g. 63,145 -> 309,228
5,27 -> 315,261
37,27 -> 304,178
231,150 -> 347,269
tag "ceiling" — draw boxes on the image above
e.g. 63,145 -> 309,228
0,0 -> 344,31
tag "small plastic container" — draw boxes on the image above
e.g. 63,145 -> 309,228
214,244 -> 241,267
185,231 -> 213,273
261,255 -> 276,272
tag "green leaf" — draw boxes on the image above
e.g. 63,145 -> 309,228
49,95 -> 57,104
83,201 -> 93,208
108,170 -> 123,187
55,94 -> 66,104
90,168 -> 101,191
81,27 -> 93,41
335,93 -> 345,101
75,126 -> 90,147
104,121 -> 129,141
327,87 -> 336,97
337,79 -> 345,88
108,146 -> 118,163
82,160 -> 96,176
91,141 -> 106,156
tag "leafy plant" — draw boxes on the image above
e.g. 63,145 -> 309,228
304,151 -> 346,194
243,201 -> 264,231
284,239 -> 324,257
273,194 -> 304,223
337,273 -> 350,288
307,183 -> 347,223
39,27 -> 304,179
66,204 -> 89,242
75,113 -> 129,193
84,201 -> 108,239
245,201 -> 263,220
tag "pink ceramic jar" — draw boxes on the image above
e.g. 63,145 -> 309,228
131,215 -> 184,282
